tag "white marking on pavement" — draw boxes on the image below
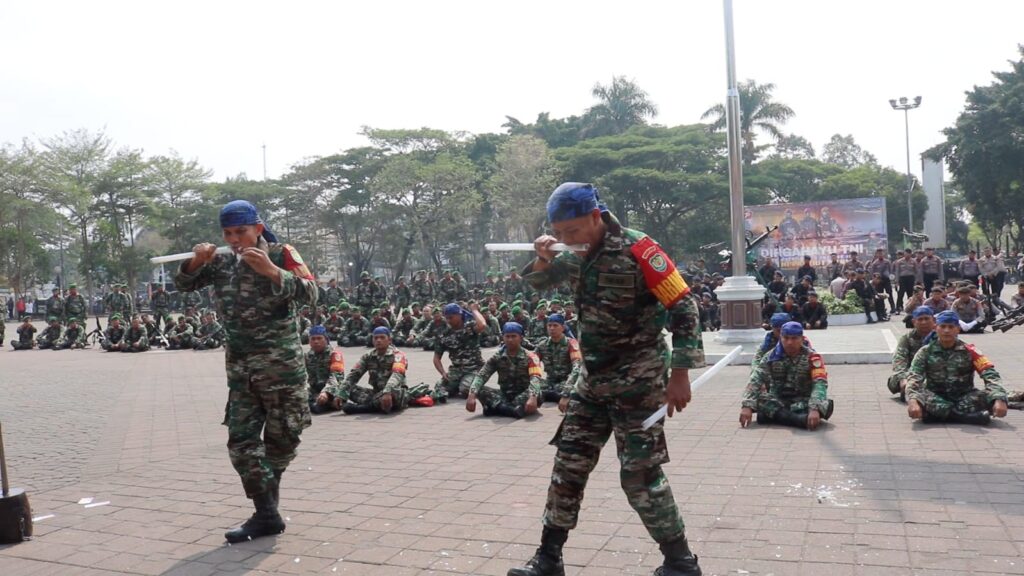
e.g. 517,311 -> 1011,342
83,501 -> 110,508
881,328 -> 898,353
32,514 -> 55,522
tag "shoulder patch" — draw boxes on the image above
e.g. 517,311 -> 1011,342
391,350 -> 408,374
965,343 -> 994,372
282,244 -> 315,281
330,350 -> 345,373
527,351 -> 543,377
631,236 -> 690,307
809,352 -> 828,380
567,337 -> 582,361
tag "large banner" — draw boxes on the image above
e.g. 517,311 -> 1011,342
745,197 -> 888,271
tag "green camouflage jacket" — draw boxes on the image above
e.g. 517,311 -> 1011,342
743,345 -> 829,413
906,339 -> 1008,403
470,346 -> 543,397
328,345 -> 408,396
534,335 -> 583,395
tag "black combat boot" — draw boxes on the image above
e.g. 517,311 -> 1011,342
948,410 -> 991,425
507,526 -> 567,576
341,402 -> 376,414
654,536 -> 702,576
773,409 -> 810,429
494,403 -> 521,419
224,491 -> 286,543
821,399 -> 835,420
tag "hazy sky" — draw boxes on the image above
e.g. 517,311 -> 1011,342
3,1 -> 1022,182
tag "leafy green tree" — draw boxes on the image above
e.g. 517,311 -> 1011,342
702,80 -> 795,165
144,152 -> 212,253
821,134 -> 877,168
487,135 -> 560,247
769,134 -> 816,160
503,112 -> 586,148
929,46 -> 1024,252
581,76 -> 659,138
0,142 -> 58,295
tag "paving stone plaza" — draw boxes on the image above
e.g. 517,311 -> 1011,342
1,318 -> 1023,575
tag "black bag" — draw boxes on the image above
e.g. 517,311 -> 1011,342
0,488 -> 32,543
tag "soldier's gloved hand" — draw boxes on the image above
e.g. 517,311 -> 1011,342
525,395 -> 538,415
739,407 -> 753,428
992,399 -> 1008,418
380,393 -> 393,413
465,393 -> 477,413
558,397 -> 570,414
807,409 -> 821,431
316,392 -> 329,406
907,399 -> 923,420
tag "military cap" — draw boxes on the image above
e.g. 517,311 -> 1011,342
360,271 -> 370,278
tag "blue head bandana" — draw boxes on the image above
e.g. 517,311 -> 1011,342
372,326 -> 391,336
502,321 -> 524,335
935,310 -> 960,325
912,306 -> 934,319
309,325 -> 327,337
546,313 -> 565,325
770,312 -> 790,328
546,182 -> 608,223
443,302 -> 474,324
781,321 -> 804,336
219,200 -> 278,243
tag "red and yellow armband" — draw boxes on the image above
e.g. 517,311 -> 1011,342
631,236 -> 689,307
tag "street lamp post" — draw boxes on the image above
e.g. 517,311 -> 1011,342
889,96 -> 921,232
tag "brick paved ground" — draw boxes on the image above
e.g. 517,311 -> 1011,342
1,318 -> 1023,575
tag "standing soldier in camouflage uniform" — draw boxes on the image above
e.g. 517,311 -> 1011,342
324,278 -> 344,309
304,325 -> 345,414
175,200 -> 317,543
181,288 -> 203,311
123,317 -> 151,352
887,306 -> 935,400
411,270 -> 434,303
740,322 -> 834,430
107,284 -> 133,321
45,288 -> 65,325
10,318 -> 37,350
101,316 -> 127,351
394,277 -> 412,309
438,270 -> 459,303
150,284 -> 172,331
36,317 -> 63,349
64,284 -> 87,325
432,302 -> 487,401
466,322 -> 543,418
509,183 -> 704,576
533,314 -> 582,410
319,326 -> 427,413
906,310 -> 1009,425
371,276 -> 388,305
354,272 -> 375,314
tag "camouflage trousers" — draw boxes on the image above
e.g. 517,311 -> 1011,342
153,309 -> 172,331
543,383 -> 685,544
433,366 -> 480,400
915,389 -> 990,419
887,372 -> 907,395
1009,390 -> 1024,410
10,341 -> 34,350
345,385 -> 409,413
122,342 -> 150,353
340,334 -> 369,347
540,378 -> 569,403
477,386 -> 531,411
36,339 -> 57,350
750,391 -> 812,417
224,375 -> 312,498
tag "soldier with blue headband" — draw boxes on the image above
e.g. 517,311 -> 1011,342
176,199 -> 318,543
509,183 -> 704,576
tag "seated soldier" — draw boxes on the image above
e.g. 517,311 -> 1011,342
887,306 -> 935,401
36,317 -> 63,349
533,314 -> 582,410
527,303 -> 549,341
11,318 -> 37,350
951,285 -> 987,333
754,313 -> 792,364
740,322 -> 834,430
319,327 -> 425,414
123,316 -> 151,352
323,307 -> 344,339
478,307 -> 502,348
392,308 -> 416,346
906,311 -> 1009,425
305,325 -> 345,414
297,307 -> 312,344
54,318 -> 86,350
166,316 -> 195,350
801,291 -> 828,330
432,303 -> 487,401
340,309 -> 371,347
465,322 -> 542,419
141,314 -> 166,347
194,312 -> 225,350
1011,281 -> 1024,309
102,315 -> 128,351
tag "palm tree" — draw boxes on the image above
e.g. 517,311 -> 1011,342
582,76 -> 659,137
702,80 -> 795,165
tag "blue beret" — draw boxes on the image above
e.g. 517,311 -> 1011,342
372,326 -> 391,336
770,312 -> 790,328
309,325 -> 327,336
546,313 -> 566,325
780,321 -> 803,336
220,200 -> 278,243
546,182 -> 604,223
502,322 -> 524,335
912,306 -> 934,319
935,310 -> 960,325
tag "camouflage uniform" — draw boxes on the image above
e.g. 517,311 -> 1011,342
325,345 -> 417,412
354,280 -> 375,314
324,285 -> 345,308
524,211 -> 704,545
418,316 -> 447,351
175,237 -> 317,497
101,325 -> 126,351
182,290 -> 203,310
151,289 -> 172,330
411,274 -> 434,303
167,322 -> 195,350
433,322 -> 485,400
527,315 -> 549,341
45,295 -> 65,325
534,335 -> 583,402
195,320 -> 225,350
10,324 -> 36,350
470,346 -> 544,413
54,323 -> 86,350
123,325 -> 151,352
392,316 -> 416,346
36,323 -> 62,349
479,312 -> 502,347
305,344 -> 345,408
64,292 -> 87,325
888,328 -> 928,394
906,339 -> 1008,419
297,314 -> 312,344
742,345 -> 830,417
341,315 -> 371,347
439,276 -> 459,302
394,282 -> 412,309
